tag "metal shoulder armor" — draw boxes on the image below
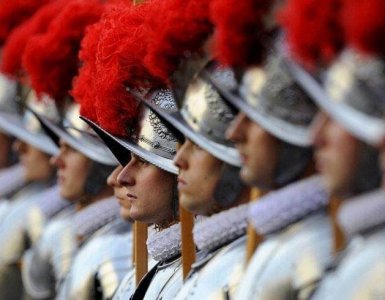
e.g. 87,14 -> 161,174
0,197 -> 35,264
22,215 -> 77,299
60,221 -> 133,300
25,186 -> 71,245
25,201 -> 73,247
0,186 -> 68,300
141,256 -> 183,300
313,229 -> 385,300
174,236 -> 247,300
312,189 -> 385,300
235,213 -> 333,300
113,258 -> 158,300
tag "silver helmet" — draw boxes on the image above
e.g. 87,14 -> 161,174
35,102 -> 117,166
208,51 -> 318,147
141,62 -> 241,167
82,89 -> 179,175
287,49 -> 385,146
0,88 -> 59,156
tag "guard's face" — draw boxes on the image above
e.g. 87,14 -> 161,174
174,139 -> 223,215
108,165 -> 132,221
117,154 -> 175,225
51,139 -> 91,201
13,139 -> 53,182
312,112 -> 359,196
226,112 -> 278,189
0,132 -> 11,169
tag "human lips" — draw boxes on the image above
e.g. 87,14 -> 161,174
116,193 -> 131,208
177,177 -> 188,191
126,192 -> 137,200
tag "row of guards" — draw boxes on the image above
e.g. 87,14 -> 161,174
0,0 -> 384,299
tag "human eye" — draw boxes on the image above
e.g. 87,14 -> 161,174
192,142 -> 202,151
132,154 -> 148,166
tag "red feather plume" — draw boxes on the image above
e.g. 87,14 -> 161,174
279,0 -> 344,69
144,0 -> 213,84
210,0 -> 274,68
91,1 -> 163,136
1,0 -> 68,79
0,0 -> 49,46
22,0 -> 104,103
343,0 -> 385,58
71,20 -> 102,123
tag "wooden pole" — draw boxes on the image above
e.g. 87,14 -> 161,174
179,206 -> 196,279
134,221 -> 148,286
328,196 -> 346,254
245,188 -> 264,265
132,227 -> 135,265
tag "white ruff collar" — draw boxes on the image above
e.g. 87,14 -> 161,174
0,164 -> 25,198
74,197 -> 120,240
36,185 -> 71,218
249,176 -> 328,235
146,222 -> 181,262
339,189 -> 385,238
193,203 -> 249,252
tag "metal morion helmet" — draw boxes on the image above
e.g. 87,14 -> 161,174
0,87 -> 60,156
35,100 -> 118,197
288,50 -> 385,146
147,62 -> 240,167
209,45 -> 317,187
83,89 -> 179,175
210,48 -> 318,148
283,0 -> 385,147
36,101 -> 117,166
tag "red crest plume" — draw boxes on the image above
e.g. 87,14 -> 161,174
343,0 -> 385,58
1,0 -> 68,79
0,0 -> 49,46
22,0 -> 104,103
71,20 -> 103,124
91,1 -> 163,136
210,0 -> 274,68
279,0 -> 344,69
144,0 -> 213,84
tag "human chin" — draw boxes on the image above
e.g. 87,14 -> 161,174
239,165 -> 256,186
119,207 -> 133,222
179,193 -> 194,211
